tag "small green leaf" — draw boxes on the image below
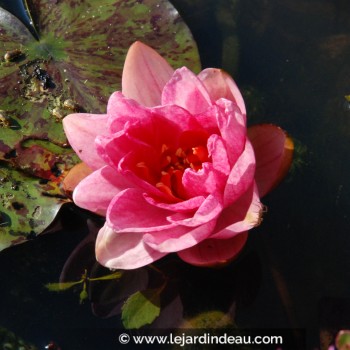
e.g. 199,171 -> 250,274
121,289 -> 161,329
45,280 -> 82,292
89,271 -> 122,281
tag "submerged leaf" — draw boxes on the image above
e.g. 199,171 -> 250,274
0,0 -> 200,250
121,289 -> 161,329
89,271 -> 123,281
45,280 -> 83,292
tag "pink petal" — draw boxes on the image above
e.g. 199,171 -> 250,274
107,92 -> 152,133
122,41 -> 174,107
192,105 -> 220,134
223,140 -> 256,207
215,99 -> 246,166
144,194 -> 205,213
143,219 -> 217,253
177,233 -> 248,267
73,165 -> 130,216
96,224 -> 166,270
211,183 -> 262,238
162,67 -> 212,114
198,68 -> 246,116
207,134 -> 231,177
96,127 -> 157,172
182,162 -> 224,198
63,113 -> 109,169
248,124 -> 294,197
168,194 -> 223,227
152,104 -> 203,133
107,188 -> 176,233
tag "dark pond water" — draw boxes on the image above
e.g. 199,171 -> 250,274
1,0 -> 350,349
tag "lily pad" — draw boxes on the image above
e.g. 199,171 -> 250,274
121,289 -> 161,329
0,0 -> 200,250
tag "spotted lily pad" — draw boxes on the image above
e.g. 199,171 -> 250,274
0,0 -> 200,250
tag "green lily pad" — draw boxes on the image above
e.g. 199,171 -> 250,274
0,0 -> 200,250
121,289 -> 161,329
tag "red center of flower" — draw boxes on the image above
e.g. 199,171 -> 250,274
154,130 -> 210,200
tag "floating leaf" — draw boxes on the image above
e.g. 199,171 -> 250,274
122,289 -> 161,329
0,163 -> 69,251
0,0 -> 200,250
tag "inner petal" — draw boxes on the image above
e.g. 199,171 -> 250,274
155,130 -> 211,200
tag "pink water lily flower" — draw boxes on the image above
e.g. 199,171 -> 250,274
63,42 -> 293,269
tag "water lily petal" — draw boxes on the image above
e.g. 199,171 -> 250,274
212,184 -> 262,238
215,98 -> 246,165
73,165 -> 131,216
224,140 -> 256,207
122,41 -> 174,107
144,194 -> 205,212
207,134 -> 231,177
107,188 -> 176,232
152,104 -> 203,132
182,162 -> 224,198
63,113 -> 109,169
162,67 -> 212,114
96,224 -> 166,270
96,125 -> 157,171
177,232 -> 248,267
248,124 -> 294,197
168,194 -> 223,227
198,68 -> 246,116
107,92 -> 152,132
143,219 -> 217,253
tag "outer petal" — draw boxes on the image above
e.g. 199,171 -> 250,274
144,194 -> 205,213
107,188 -> 176,232
73,165 -> 131,216
215,98 -> 246,166
177,233 -> 248,267
207,134 -> 231,177
143,219 -> 217,253
168,194 -> 223,227
162,67 -> 212,114
248,124 -> 294,197
96,224 -> 166,270
211,183 -> 262,238
223,140 -> 256,207
122,41 -> 174,107
63,113 -> 109,169
198,68 -> 246,116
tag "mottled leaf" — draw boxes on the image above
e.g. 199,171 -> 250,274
0,163 -> 69,251
122,289 -> 161,329
0,0 -> 200,249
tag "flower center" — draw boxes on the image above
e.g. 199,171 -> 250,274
156,143 -> 209,199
